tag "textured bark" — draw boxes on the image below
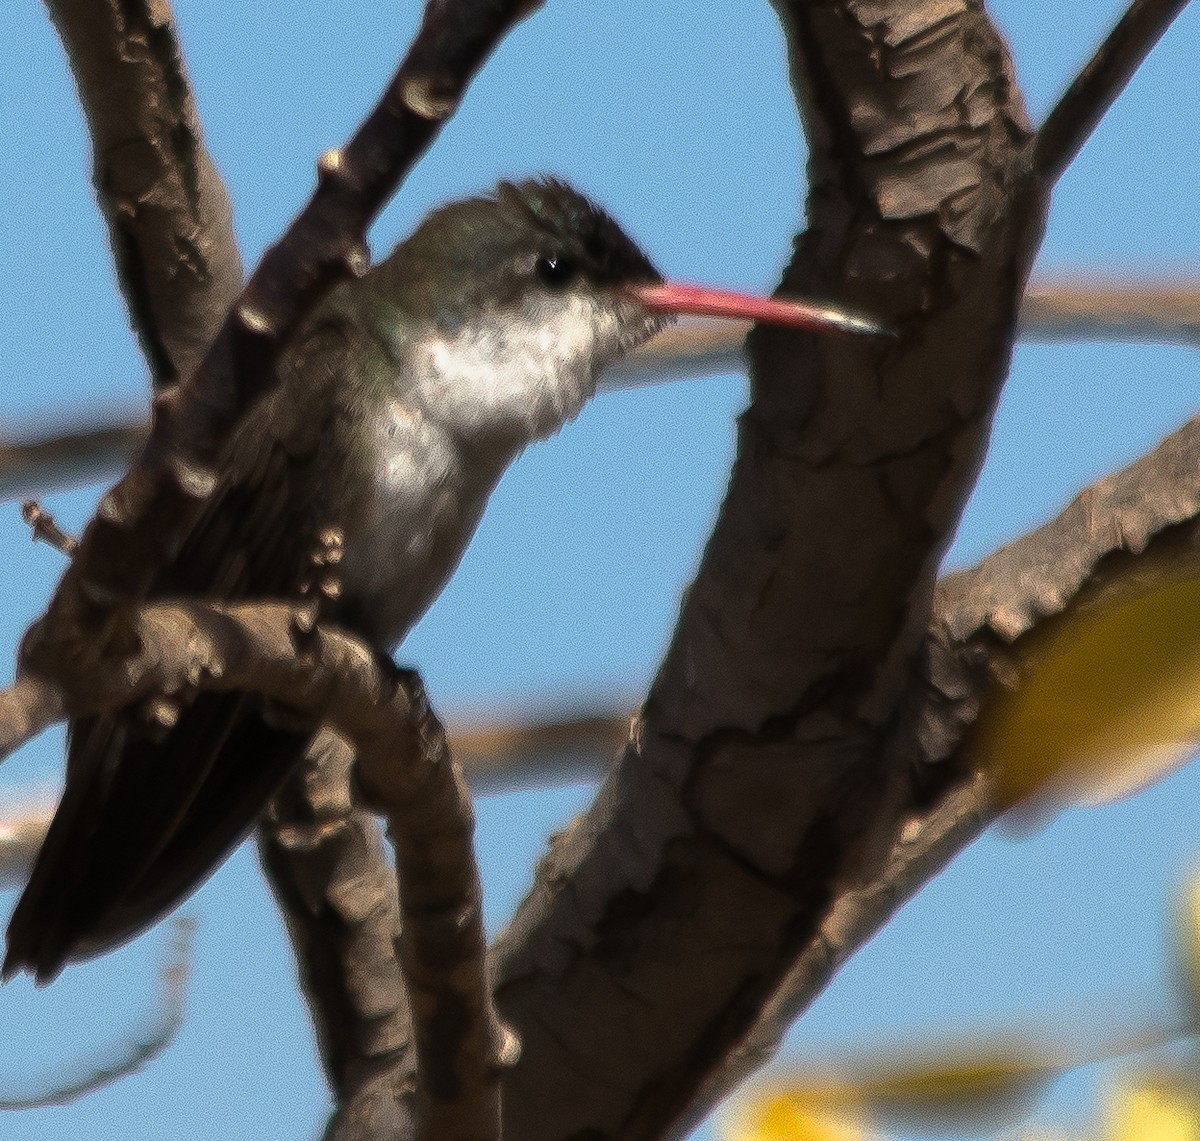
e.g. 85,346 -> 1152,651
490,3 -> 1045,1138
43,0 -> 241,389
258,734 -> 415,1108
678,356 -> 1200,1129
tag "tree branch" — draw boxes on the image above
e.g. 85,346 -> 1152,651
1034,0 -> 1192,182
1020,276 -> 1200,346
0,419 -> 148,501
257,733 -> 415,1117
42,0 -> 242,388
486,1 -> 1046,1137
678,773 -> 995,1135
357,673 -> 513,1141
2,600 -> 503,1141
676,400 -> 1200,1127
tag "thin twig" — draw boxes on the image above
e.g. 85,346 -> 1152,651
0,917 -> 195,1110
451,711 -> 625,791
0,420 -> 148,501
1034,0 -> 1192,181
21,502 -> 78,557
1021,276 -> 1200,345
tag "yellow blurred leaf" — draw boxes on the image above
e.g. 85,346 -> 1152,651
722,1091 -> 872,1141
979,574 -> 1200,816
728,1044 -> 1062,1137
1105,1077 -> 1200,1141
834,1051 -> 1058,1129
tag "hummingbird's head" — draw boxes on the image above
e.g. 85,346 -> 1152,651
370,178 -> 889,448
371,178 -> 669,444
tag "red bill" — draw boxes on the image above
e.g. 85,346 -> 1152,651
627,281 -> 893,337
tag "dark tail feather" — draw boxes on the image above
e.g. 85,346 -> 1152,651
4,694 -> 310,983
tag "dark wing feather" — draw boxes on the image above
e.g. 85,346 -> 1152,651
4,320 -> 357,982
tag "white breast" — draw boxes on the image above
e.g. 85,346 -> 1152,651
338,400 -> 484,645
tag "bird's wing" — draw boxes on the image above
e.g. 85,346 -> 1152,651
5,318 -> 360,982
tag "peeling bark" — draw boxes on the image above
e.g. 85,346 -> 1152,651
490,3 -> 1046,1138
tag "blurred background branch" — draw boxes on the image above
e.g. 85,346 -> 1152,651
0,917 -> 194,1110
7,274 -> 1200,502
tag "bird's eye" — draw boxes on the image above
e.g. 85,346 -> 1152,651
535,254 -> 577,290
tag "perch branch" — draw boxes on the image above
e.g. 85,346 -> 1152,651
0,600 -> 502,1141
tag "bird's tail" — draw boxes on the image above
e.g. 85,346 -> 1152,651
3,692 -> 310,983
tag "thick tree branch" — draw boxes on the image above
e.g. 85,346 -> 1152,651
1034,0 -> 1192,182
42,0 -> 242,388
2,601 -> 502,1141
680,403 -> 1200,1125
486,2 -> 1045,1138
681,773 -> 995,1133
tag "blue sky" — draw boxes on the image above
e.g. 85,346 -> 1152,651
2,1 -> 1199,1137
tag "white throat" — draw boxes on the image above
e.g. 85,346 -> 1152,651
405,290 -> 626,446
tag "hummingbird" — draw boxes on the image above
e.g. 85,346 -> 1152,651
4,178 -> 886,982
